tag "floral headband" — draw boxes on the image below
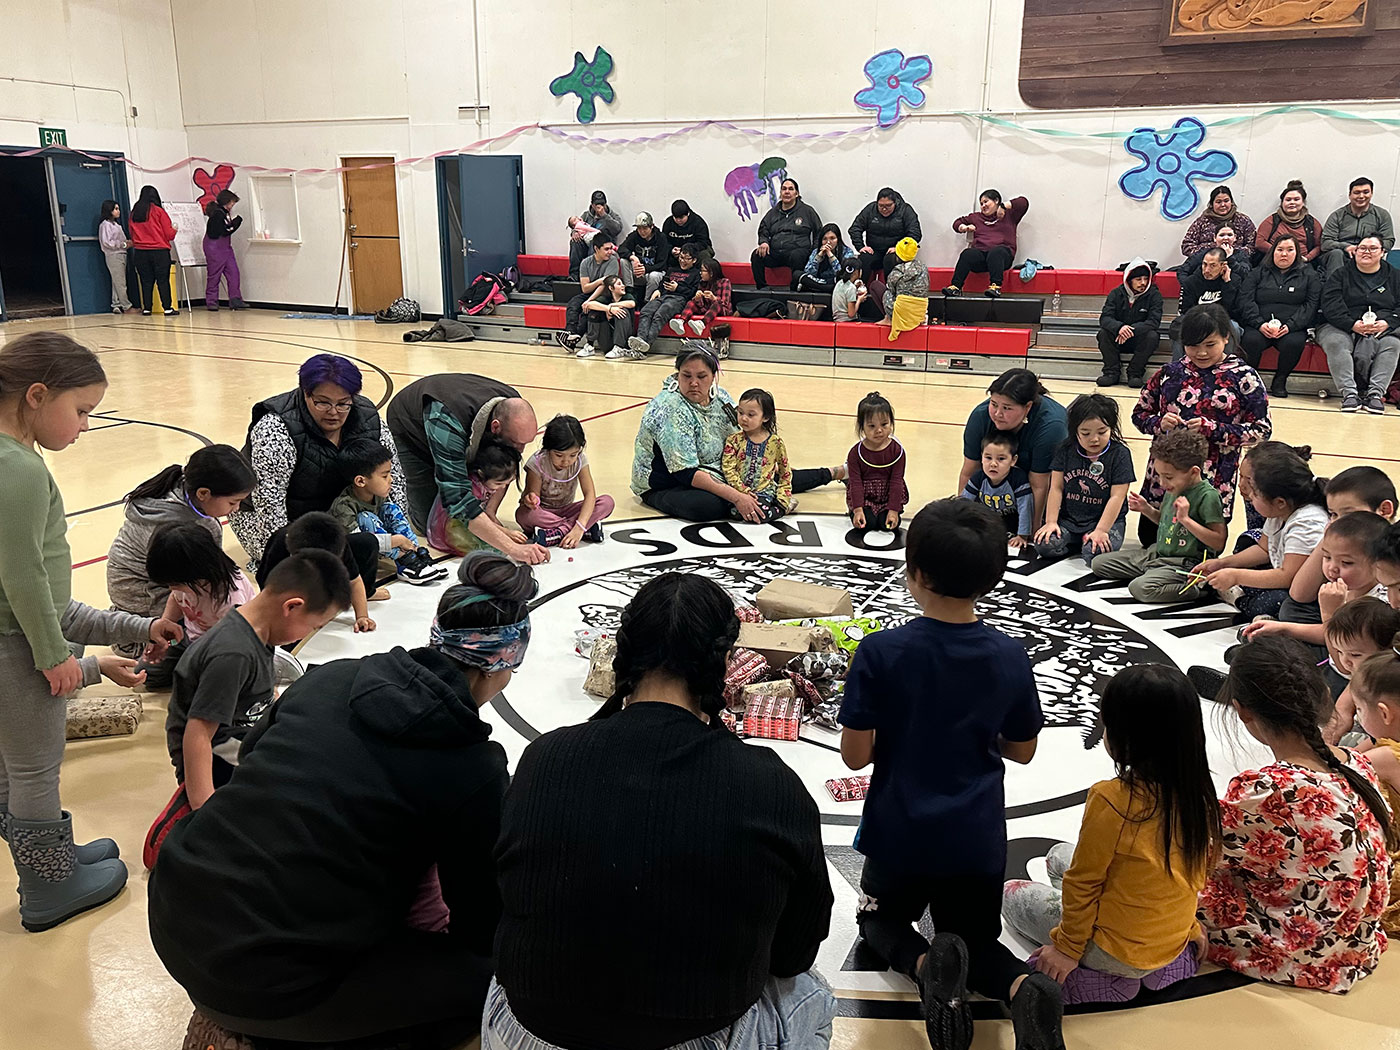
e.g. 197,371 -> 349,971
428,593 -> 531,673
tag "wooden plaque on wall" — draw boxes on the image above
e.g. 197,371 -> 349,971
1162,0 -> 1372,46
1020,0 -> 1398,108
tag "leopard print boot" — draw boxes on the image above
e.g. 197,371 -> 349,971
8,812 -> 127,932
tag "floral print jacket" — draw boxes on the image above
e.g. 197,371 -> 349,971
1199,751 -> 1392,993
1132,355 -> 1272,522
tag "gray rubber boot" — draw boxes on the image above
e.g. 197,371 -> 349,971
8,812 -> 127,932
0,805 -> 120,864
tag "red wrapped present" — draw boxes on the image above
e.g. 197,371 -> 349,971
825,775 -> 871,802
724,648 -> 769,705
743,693 -> 802,741
785,670 -> 824,712
733,603 -> 764,623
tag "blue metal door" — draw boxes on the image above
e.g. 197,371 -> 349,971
49,154 -> 124,314
453,155 -> 523,312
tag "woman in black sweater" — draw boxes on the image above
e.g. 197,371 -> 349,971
1316,233 -> 1400,414
488,573 -> 836,1050
151,553 -> 533,1049
1238,235 -> 1320,398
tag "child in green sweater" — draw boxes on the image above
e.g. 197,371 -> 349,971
0,333 -> 183,932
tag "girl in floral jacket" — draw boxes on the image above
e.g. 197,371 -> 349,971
1132,304 -> 1272,545
1200,637 -> 1395,993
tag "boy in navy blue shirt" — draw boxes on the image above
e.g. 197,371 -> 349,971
839,498 -> 1064,1050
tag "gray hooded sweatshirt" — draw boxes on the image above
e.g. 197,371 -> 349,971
106,488 -> 222,617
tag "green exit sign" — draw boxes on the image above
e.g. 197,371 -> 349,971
39,127 -> 67,147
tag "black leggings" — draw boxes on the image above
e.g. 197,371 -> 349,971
347,531 -> 383,596
1240,328 -> 1308,385
750,247 -> 811,290
858,249 -> 901,282
857,856 -> 1028,1003
642,468 -> 834,522
133,247 -> 175,311
196,930 -> 492,1045
951,245 -> 1013,288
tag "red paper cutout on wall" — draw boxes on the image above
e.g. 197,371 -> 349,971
193,164 -> 236,208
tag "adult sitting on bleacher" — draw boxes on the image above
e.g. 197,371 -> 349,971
957,368 -> 1068,531
1096,258 -> 1162,389
1238,235 -> 1320,399
795,224 -> 857,294
557,238 -> 630,354
848,187 -> 922,282
750,178 -> 822,291
1254,180 -> 1323,267
627,242 -> 703,359
619,212 -> 671,299
1180,226 -> 1251,278
1316,234 -> 1400,415
1321,177 -> 1395,277
1171,248 -> 1242,361
1180,184 -> 1255,260
942,189 -> 1028,299
661,199 -> 711,262
566,190 -> 623,278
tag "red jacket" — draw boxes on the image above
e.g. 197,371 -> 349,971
130,205 -> 176,250
952,196 -> 1028,253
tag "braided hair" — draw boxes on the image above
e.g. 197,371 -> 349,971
590,573 -> 739,727
1226,637 -> 1398,850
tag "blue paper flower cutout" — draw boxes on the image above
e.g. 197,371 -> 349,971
1119,117 -> 1238,222
854,49 -> 932,128
549,46 -> 615,124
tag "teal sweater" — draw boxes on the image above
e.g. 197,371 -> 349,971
0,434 -> 73,669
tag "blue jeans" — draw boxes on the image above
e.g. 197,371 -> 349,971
1032,519 -> 1125,567
481,972 -> 835,1050
357,504 -> 417,562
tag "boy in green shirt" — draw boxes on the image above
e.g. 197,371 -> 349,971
1092,429 -> 1227,603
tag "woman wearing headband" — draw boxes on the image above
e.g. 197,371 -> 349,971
630,342 -> 842,522
150,552 -> 533,1048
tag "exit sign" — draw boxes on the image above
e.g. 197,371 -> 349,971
39,127 -> 67,147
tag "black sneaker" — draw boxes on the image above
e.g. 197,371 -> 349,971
1011,972 -> 1066,1050
941,285 -> 961,297
398,549 -> 447,585
584,522 -> 605,543
985,285 -> 1001,298
1128,372 -> 1146,387
1270,381 -> 1289,399
1188,665 -> 1228,703
1096,371 -> 1121,388
918,934 -> 973,1050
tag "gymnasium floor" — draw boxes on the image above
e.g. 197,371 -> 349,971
1,310 -> 1398,1050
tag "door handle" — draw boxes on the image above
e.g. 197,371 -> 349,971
349,242 -> 359,249
348,224 -> 358,232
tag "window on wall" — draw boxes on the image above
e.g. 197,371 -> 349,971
248,174 -> 301,243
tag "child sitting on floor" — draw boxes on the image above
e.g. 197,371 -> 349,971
165,550 -> 350,810
1093,429 -> 1227,603
1322,599 -> 1400,745
846,391 -> 907,533
143,523 -> 256,680
961,432 -> 1032,548
722,389 -> 796,523
1002,664 -> 1219,1004
838,498 -> 1062,1048
1200,442 -> 1328,622
257,512 -> 376,633
516,414 -> 614,548
330,439 -> 444,585
1351,646 -> 1400,933
1033,394 -> 1135,566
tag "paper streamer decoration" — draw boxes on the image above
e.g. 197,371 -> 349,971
723,157 -> 788,221
193,163 -> 235,209
1118,117 -> 1238,221
549,46 -> 615,124
854,48 -> 933,128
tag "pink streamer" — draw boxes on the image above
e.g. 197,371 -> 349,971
5,119 -> 881,177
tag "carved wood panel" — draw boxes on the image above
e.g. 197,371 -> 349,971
1162,0 -> 1372,46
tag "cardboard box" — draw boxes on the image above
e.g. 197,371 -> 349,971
743,693 -> 803,741
754,578 -> 854,620
737,622 -> 812,668
739,679 -> 796,708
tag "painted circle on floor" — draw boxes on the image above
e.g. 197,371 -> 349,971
493,513 -> 1231,830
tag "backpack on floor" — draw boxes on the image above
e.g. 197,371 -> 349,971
459,272 -> 510,316
373,297 -> 421,324
736,297 -> 786,319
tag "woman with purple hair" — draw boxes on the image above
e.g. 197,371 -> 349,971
230,354 -> 406,588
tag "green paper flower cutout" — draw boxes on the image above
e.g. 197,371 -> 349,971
549,46 -> 615,124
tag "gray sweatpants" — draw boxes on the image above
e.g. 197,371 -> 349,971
105,250 -> 131,311
0,602 -> 153,820
1314,323 -> 1400,400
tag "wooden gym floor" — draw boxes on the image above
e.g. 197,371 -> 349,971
0,311 -> 1397,1050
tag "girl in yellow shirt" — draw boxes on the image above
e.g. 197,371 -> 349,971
1002,664 -> 1221,1003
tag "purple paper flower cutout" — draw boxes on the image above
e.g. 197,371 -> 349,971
854,49 -> 932,128
1119,117 -> 1238,222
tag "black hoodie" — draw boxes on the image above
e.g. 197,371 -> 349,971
1100,258 -> 1163,335
848,193 -> 923,256
1321,258 -> 1400,332
148,647 -> 508,1018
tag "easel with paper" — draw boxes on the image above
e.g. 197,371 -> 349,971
163,202 -> 207,313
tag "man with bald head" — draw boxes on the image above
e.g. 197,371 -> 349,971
387,374 -> 548,564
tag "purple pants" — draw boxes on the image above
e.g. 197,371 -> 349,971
203,236 -> 242,307
515,495 -> 615,545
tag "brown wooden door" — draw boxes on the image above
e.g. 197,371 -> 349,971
342,157 -> 403,313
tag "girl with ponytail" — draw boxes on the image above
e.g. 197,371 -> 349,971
491,572 -> 836,1048
1200,637 -> 1395,992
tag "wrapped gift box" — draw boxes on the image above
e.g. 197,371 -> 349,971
66,695 -> 141,740
825,775 -> 872,802
755,578 -> 854,620
743,692 -> 802,741
724,648 -> 769,706
737,622 -> 811,668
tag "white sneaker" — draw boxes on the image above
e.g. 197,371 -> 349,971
688,319 -> 706,335
574,342 -> 595,358
606,345 -> 646,360
668,318 -> 685,335
627,336 -> 650,354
